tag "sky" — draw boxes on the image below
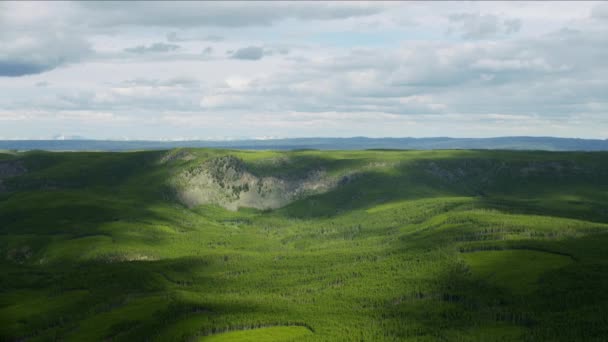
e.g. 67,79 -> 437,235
1,1 -> 608,140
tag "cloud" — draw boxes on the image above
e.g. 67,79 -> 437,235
0,3 -> 92,77
82,77 -> 201,111
470,58 -> 554,72
190,24 -> 608,121
591,3 -> 608,20
0,34 -> 91,77
0,1 -> 606,139
262,47 -> 290,56
121,77 -> 199,88
0,61 -> 52,77
448,13 -> 522,39
504,19 -> 522,34
231,46 -> 265,60
124,42 -> 180,54
203,35 -> 224,42
76,2 -> 385,28
167,32 -> 224,42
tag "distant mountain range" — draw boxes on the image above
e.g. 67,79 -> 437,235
1,136 -> 608,152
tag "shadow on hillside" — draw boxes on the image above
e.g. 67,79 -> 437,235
379,228 -> 608,341
245,153 -> 367,179
278,162 -> 470,218
0,253 -> 299,341
278,153 -> 608,222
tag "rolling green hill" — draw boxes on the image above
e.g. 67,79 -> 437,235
1,149 -> 608,341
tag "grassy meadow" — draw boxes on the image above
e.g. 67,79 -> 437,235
1,148 -> 608,341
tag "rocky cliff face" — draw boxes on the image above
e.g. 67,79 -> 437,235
171,155 -> 352,210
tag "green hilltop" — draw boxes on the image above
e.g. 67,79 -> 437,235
1,149 -> 608,341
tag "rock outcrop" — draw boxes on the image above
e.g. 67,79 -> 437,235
172,155 -> 352,210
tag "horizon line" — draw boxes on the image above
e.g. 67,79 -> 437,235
0,136 -> 607,142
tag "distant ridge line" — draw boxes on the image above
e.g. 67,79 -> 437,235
1,136 -> 608,152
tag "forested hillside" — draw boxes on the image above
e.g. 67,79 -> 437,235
1,149 -> 608,341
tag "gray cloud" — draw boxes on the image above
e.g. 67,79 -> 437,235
166,32 -> 180,42
591,3 -> 608,20
124,42 -> 180,54
449,13 -> 522,39
0,61 -> 53,77
167,32 -> 224,42
0,2 -> 381,76
504,19 -> 522,34
76,2 -> 384,28
203,35 -> 224,42
231,46 -> 264,60
0,34 -> 91,77
121,77 -> 199,88
263,47 -> 290,56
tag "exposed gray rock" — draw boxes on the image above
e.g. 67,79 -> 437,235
172,155 -> 354,210
159,149 -> 195,164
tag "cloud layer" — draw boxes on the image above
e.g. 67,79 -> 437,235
0,1 -> 607,139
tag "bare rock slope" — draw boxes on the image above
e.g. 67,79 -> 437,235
171,155 -> 353,210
